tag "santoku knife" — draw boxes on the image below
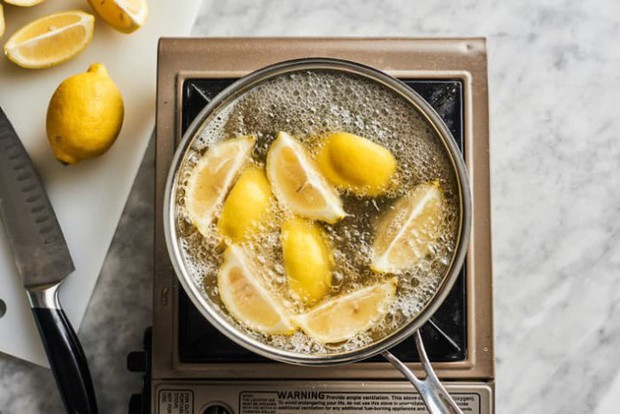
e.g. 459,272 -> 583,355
0,106 -> 98,413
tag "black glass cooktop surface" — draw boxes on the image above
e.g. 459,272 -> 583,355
177,77 -> 467,363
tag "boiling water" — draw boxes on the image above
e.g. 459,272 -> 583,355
175,69 -> 460,355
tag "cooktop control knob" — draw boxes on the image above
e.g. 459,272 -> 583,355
202,404 -> 232,414
127,351 -> 147,372
128,394 -> 143,414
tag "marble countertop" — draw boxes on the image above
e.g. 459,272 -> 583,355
1,0 -> 619,413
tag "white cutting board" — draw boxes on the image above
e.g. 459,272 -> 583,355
0,0 -> 201,367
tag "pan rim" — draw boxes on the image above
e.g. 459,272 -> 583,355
163,57 -> 472,365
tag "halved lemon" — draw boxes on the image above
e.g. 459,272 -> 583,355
4,0 -> 45,6
316,132 -> 397,196
3,11 -> 95,69
218,166 -> 273,243
282,217 -> 333,306
371,182 -> 445,274
87,0 -> 148,34
295,278 -> 397,344
185,136 -> 255,238
266,131 -> 345,224
218,245 -> 296,335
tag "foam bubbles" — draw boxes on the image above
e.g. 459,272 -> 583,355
174,69 -> 461,355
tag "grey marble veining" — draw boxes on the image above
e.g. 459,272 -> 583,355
1,0 -> 620,412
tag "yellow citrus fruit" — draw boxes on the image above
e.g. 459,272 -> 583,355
371,182 -> 445,274
281,217 -> 333,306
46,63 -> 124,165
218,166 -> 273,243
0,5 -> 5,39
4,0 -> 45,7
87,0 -> 148,34
295,278 -> 397,344
266,131 -> 345,224
185,136 -> 255,238
316,132 -> 397,196
218,245 -> 295,335
4,11 -> 94,69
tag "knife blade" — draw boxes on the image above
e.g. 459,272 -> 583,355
0,108 -> 74,288
0,106 -> 98,413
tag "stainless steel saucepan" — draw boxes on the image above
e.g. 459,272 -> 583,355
164,58 -> 471,414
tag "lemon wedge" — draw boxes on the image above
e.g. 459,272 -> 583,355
87,0 -> 148,34
218,245 -> 296,335
218,166 -> 273,243
266,131 -> 345,224
3,11 -> 94,69
371,182 -> 445,274
317,132 -> 397,196
296,279 -> 397,344
185,136 -> 255,237
4,0 -> 45,6
282,218 -> 333,306
0,5 -> 5,39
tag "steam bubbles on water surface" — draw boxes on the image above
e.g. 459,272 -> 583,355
175,69 -> 460,355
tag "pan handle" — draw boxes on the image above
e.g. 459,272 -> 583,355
382,330 -> 463,414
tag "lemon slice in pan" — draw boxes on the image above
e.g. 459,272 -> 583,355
371,181 -> 445,274
185,136 -> 255,237
295,278 -> 397,344
316,131 -> 397,196
266,131 -> 345,224
218,245 -> 296,335
217,165 -> 273,243
281,217 -> 333,306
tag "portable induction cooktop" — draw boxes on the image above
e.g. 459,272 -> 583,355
127,38 -> 494,414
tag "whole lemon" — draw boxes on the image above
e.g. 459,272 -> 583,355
46,63 -> 124,164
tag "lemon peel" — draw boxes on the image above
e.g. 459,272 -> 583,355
218,166 -> 273,243
317,132 -> 397,196
87,0 -> 148,34
46,63 -> 124,164
4,0 -> 45,7
0,5 -> 5,39
282,217 -> 333,306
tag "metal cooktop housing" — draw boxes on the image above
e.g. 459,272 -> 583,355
138,37 -> 493,414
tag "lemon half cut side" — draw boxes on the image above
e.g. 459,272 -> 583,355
371,181 -> 445,274
218,245 -> 296,335
4,11 -> 95,69
185,136 -> 255,238
266,131 -> 345,224
295,278 -> 397,344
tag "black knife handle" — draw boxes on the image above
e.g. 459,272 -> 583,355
30,305 -> 98,414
